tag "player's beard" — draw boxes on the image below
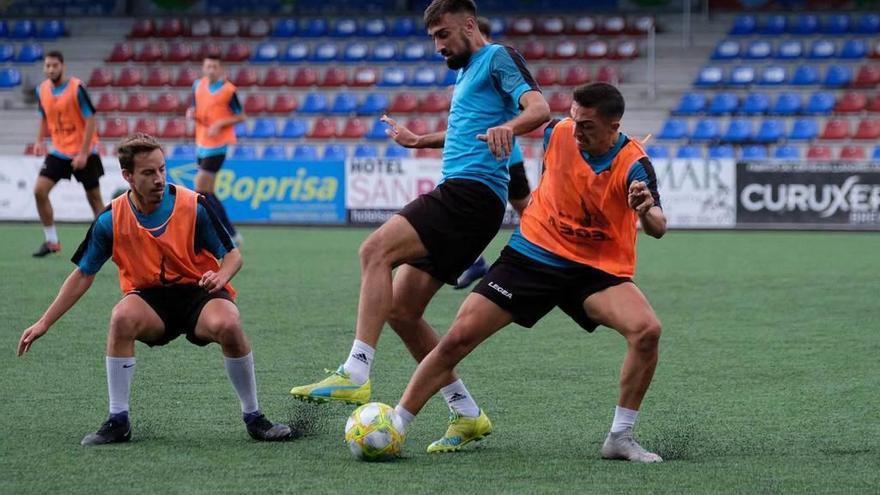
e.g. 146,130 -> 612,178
444,35 -> 473,70
48,73 -> 63,85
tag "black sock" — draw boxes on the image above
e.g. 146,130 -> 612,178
202,192 -> 237,237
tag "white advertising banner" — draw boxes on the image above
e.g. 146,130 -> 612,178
653,158 -> 737,229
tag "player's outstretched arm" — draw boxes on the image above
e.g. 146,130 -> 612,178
17,269 -> 96,356
381,114 -> 445,149
199,248 -> 242,294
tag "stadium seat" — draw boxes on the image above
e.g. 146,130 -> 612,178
0,68 -> 22,88
312,42 -> 339,62
351,68 -> 378,88
144,67 -> 171,88
674,92 -> 706,115
824,64 -> 852,87
193,42 -> 222,61
758,65 -> 787,86
321,144 -> 347,161
370,42 -> 397,63
361,18 -> 387,37
173,67 -> 198,88
249,118 -> 277,139
272,19 -> 298,38
232,67 -> 258,87
759,15 -> 786,35
331,18 -> 357,38
791,65 -> 819,86
216,19 -> 241,38
95,93 -> 121,112
869,94 -> 880,112
745,40 -> 772,60
37,20 -> 65,40
157,18 -> 184,38
722,118 -> 752,143
358,93 -> 389,115
129,19 -> 155,38
343,42 -> 369,63
806,92 -> 835,114
300,93 -> 328,114
261,144 -> 288,160
709,92 -> 738,115
331,93 -> 358,114
320,67 -> 348,87
874,146 -> 880,159
629,16 -> 655,35
535,67 -> 558,87
571,16 -> 597,36
243,18 -> 271,38
439,69 -> 458,86
389,92 -> 419,113
10,20 -> 35,39
160,118 -> 187,139
223,43 -> 251,63
835,91 -> 868,113
775,40 -> 804,60
857,13 -> 880,35
234,121 -> 247,138
354,144 -> 379,158
823,14 -> 851,35
385,145 -> 410,158
89,68 -> 113,88
728,65 -> 755,86
123,93 -> 150,112
401,43 -> 427,62
772,92 -> 802,115
583,40 -> 608,60
600,16 -> 626,35
340,118 -> 367,138
791,14 -> 819,35
839,145 -> 866,160
840,39 -> 867,60
709,145 -> 736,159
820,119 -> 850,140
774,145 -> 801,159
411,67 -> 437,87
292,68 -> 318,87
252,43 -> 279,63
742,92 -> 770,115
806,145 -> 832,159
523,41 -> 547,60
134,42 -> 163,63
596,66 -> 620,84
436,118 -> 451,133
14,43 -> 43,63
151,92 -> 182,113
283,42 -> 309,63
269,94 -> 298,114
243,94 -> 268,114
509,17 -> 535,36
553,40 -> 579,60
755,119 -> 785,143
658,118 -> 688,140
852,65 -> 880,88
538,17 -> 564,36
788,118 -> 819,140
563,66 -> 590,86
808,40 -> 836,60
390,18 -> 417,37
134,118 -> 158,135
645,145 -> 669,159
171,144 -> 196,160
294,145 -> 319,161
676,145 -> 703,159
419,92 -> 450,113
165,42 -> 193,63
280,118 -> 307,139
0,44 -> 13,63
102,118 -> 130,138
548,92 -> 573,113
741,145 -> 768,160
730,15 -> 757,36
405,118 -> 430,135
366,119 -> 390,140
190,19 -> 211,38
309,118 -> 337,139
232,145 -> 257,160
712,40 -> 740,60
691,118 -> 721,141
262,67 -> 289,87
378,68 -> 407,87
695,66 -> 724,87
854,119 -> 880,140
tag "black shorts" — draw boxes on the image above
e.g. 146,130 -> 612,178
197,154 -> 226,173
508,162 -> 531,202
399,178 -> 506,285
473,246 -> 631,332
128,284 -> 235,347
39,153 -> 104,190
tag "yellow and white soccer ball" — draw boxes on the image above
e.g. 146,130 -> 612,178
345,402 -> 404,461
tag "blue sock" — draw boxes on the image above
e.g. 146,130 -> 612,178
109,411 -> 129,424
243,410 -> 263,424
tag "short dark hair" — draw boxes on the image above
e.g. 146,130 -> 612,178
117,133 -> 163,172
424,0 -> 477,28
477,16 -> 491,37
45,50 -> 64,63
203,54 -> 221,62
573,82 -> 625,121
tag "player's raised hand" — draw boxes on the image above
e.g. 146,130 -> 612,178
381,114 -> 419,148
32,142 -> 47,156
71,153 -> 87,170
17,321 -> 49,356
477,125 -> 514,160
628,181 -> 654,215
199,270 -> 227,294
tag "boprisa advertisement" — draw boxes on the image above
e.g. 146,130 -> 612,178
165,159 -> 346,224
737,162 -> 880,228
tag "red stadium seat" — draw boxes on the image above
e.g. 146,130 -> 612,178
165,42 -> 192,63
122,93 -> 150,112
522,40 -> 547,60
418,92 -> 450,113
835,91 -> 868,113
612,40 -> 639,60
232,67 -> 258,87
415,148 -> 441,158
584,40 -> 610,60
806,145 -> 833,159
223,43 -> 251,62
321,68 -> 348,87
839,145 -> 867,160
309,118 -> 337,139
870,40 -> 880,59
351,68 -> 378,87
599,16 -> 626,35
867,94 -> 880,113
553,40 -> 579,60
852,65 -> 880,88
129,19 -> 155,38
292,68 -> 318,87
243,94 -> 268,114
106,43 -> 134,63
435,117 -> 447,132
134,42 -> 164,63
173,67 -> 199,88
535,66 -> 559,86
525,121 -> 549,139
389,92 -> 419,113
244,19 -> 271,38
94,93 -> 120,113
269,94 -> 299,114
262,67 -> 289,87
160,118 -> 187,139
157,18 -> 185,38
405,118 -> 430,135
102,118 -> 130,138
134,118 -> 159,135
570,16 -> 596,35
88,68 -> 114,88
854,119 -> 880,139
114,68 -> 143,87
193,42 -> 221,61
562,66 -> 591,86
548,92 -> 573,113
340,118 -> 367,139
820,119 -> 851,140
508,17 -> 535,36
596,65 -> 621,83
628,16 -> 655,35
150,92 -> 182,113
144,67 -> 171,87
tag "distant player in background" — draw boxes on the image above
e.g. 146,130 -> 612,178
17,134 -> 291,445
32,50 -> 104,257
453,16 -> 533,289
186,55 -> 245,244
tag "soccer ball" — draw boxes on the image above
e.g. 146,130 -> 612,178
345,402 -> 404,462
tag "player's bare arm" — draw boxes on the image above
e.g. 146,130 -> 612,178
17,269 -> 95,356
478,91 -> 550,159
208,114 -> 246,137
200,248 -> 243,294
34,117 -> 49,156
73,115 -> 97,170
381,114 -> 445,149
628,181 -> 666,239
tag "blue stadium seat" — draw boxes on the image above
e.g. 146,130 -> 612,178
772,92 -> 802,115
390,18 -> 417,37
343,42 -> 369,62
742,92 -> 770,115
722,118 -> 752,143
331,19 -> 357,37
822,14 -> 850,35
676,145 -> 703,159
282,42 -> 309,63
301,93 -> 328,114
357,93 -> 389,115
366,119 -> 390,140
401,43 -> 427,62
755,119 -> 785,143
694,66 -> 724,87
293,145 -> 319,161
311,42 -> 338,62
37,20 -> 65,40
674,92 -> 706,115
788,118 -> 819,140
758,65 -> 787,86
759,15 -> 786,35
10,20 -> 35,39
439,69 -> 457,86
645,145 -> 669,159
249,118 -> 277,139
824,64 -> 852,87
728,66 -> 755,86
322,144 -> 348,161
385,144 -> 411,158
805,92 -> 835,114
808,40 -> 836,59
234,122 -> 247,137
0,44 -> 14,63
774,145 -> 801,159
171,144 -> 196,160
709,145 -> 736,159
745,40 -> 772,60
362,18 -> 387,37
791,14 -> 819,35
252,42 -> 279,63
657,118 -> 688,140
856,14 -> 880,35
354,144 -> 379,158
370,42 -> 397,62
873,146 -> 880,160
729,15 -> 757,36
840,39 -> 867,59
232,145 -> 258,160
775,40 -> 804,60
791,65 -> 819,85
272,19 -> 298,38
261,144 -> 288,160
378,67 -> 407,87
15,43 -> 43,63
741,145 -> 768,160
691,118 -> 721,141
410,67 -> 437,86
280,118 -> 308,139
712,40 -> 740,60
708,92 -> 738,115
302,19 -> 328,37
0,21 -> 7,38
331,93 -> 358,114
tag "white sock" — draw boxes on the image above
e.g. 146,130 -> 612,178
106,356 -> 136,415
394,404 -> 415,434
611,405 -> 639,433
43,225 -> 58,244
440,379 -> 480,417
224,352 -> 260,414
342,339 -> 374,386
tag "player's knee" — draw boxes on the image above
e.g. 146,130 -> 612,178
207,316 -> 243,345
109,306 -> 145,340
629,319 -> 662,353
358,235 -> 388,267
387,305 -> 422,331
437,322 -> 479,361
33,186 -> 49,202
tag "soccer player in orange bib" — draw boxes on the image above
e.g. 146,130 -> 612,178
390,83 -> 668,462
32,50 -> 105,257
17,134 -> 291,445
